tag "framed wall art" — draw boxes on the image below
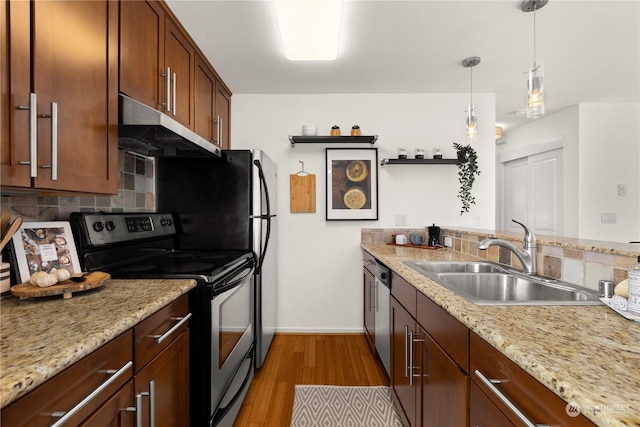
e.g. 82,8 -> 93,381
326,148 -> 378,221
11,221 -> 81,283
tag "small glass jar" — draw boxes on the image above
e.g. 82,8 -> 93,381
415,148 -> 425,159
351,125 -> 361,136
330,125 -> 341,136
433,148 -> 443,159
398,147 -> 407,159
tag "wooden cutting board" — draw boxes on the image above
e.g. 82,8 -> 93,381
11,271 -> 111,300
290,174 -> 316,213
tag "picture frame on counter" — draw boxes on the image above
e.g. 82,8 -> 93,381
10,221 -> 81,284
325,147 -> 378,221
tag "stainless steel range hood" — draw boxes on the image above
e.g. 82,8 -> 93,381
118,94 -> 221,157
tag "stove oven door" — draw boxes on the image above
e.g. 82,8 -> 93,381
210,264 -> 254,424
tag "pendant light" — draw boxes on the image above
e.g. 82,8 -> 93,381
462,56 -> 481,143
522,0 -> 548,118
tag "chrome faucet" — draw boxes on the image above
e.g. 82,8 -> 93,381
477,220 -> 538,274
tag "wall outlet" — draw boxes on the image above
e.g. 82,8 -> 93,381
601,212 -> 617,224
444,236 -> 453,247
618,184 -> 627,197
395,214 -> 407,226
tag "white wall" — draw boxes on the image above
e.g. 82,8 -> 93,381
499,103 -> 640,242
578,103 -> 640,242
232,93 -> 495,332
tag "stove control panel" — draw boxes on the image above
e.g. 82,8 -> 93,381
75,213 -> 176,246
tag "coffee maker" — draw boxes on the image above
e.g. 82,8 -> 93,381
428,224 -> 441,246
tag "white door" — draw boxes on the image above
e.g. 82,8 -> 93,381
501,148 -> 563,236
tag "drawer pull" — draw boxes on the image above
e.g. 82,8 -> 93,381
17,92 -> 38,177
474,369 -> 549,427
150,312 -> 192,344
50,360 -> 132,427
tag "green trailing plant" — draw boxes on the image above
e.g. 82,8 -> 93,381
453,142 -> 481,215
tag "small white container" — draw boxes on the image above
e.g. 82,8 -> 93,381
302,125 -> 317,136
395,234 -> 408,245
0,262 -> 10,293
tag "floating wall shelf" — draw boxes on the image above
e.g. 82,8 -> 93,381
289,135 -> 378,146
380,158 -> 461,167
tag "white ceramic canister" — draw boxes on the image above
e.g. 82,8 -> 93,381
0,261 -> 10,293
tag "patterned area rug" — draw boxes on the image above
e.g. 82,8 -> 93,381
290,385 -> 404,427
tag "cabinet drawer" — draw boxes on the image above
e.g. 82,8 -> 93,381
470,382 -> 515,427
471,333 -> 596,427
1,330 -> 133,427
391,272 -> 417,318
417,292 -> 469,373
134,294 -> 190,372
362,249 -> 375,274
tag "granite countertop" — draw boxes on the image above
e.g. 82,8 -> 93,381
362,243 -> 640,427
0,278 -> 196,408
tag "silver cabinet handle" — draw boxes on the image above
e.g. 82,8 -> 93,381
408,330 -> 414,386
149,312 -> 192,344
124,395 -> 140,427
214,115 -> 221,144
148,380 -> 156,427
163,66 -> 171,112
404,325 -> 409,378
17,92 -> 38,177
219,116 -> 223,146
41,102 -> 58,180
474,370 -> 549,427
171,72 -> 177,116
373,280 -> 378,311
50,361 -> 133,427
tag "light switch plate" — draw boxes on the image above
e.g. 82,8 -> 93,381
444,236 -> 453,247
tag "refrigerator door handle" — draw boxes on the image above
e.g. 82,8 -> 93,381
253,159 -> 272,275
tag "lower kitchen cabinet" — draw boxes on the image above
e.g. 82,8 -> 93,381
133,295 -> 191,427
134,330 -> 190,427
0,331 -> 134,427
420,329 -> 468,427
391,296 -> 419,427
390,272 -> 469,427
470,332 -> 596,427
0,295 -> 190,427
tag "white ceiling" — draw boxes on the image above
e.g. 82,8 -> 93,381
165,0 -> 640,131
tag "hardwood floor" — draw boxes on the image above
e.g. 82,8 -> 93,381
234,333 -> 389,426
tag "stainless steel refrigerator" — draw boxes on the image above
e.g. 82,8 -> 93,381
156,149 -> 277,369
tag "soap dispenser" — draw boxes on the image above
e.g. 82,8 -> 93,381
628,255 -> 640,314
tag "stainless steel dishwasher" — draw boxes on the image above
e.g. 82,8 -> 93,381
374,260 -> 391,376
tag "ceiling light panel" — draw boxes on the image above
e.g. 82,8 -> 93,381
273,0 -> 342,61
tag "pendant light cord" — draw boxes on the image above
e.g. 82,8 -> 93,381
533,3 -> 538,69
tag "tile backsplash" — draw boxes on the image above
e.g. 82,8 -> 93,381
1,151 -> 155,221
361,227 -> 639,291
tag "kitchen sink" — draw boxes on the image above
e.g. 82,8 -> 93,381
404,261 -> 601,305
405,260 -> 507,274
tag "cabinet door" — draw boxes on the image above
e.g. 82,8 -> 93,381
119,0 -> 164,110
134,330 -> 190,427
164,18 -> 195,129
194,55 -> 216,144
215,80 -> 231,149
363,267 -> 375,350
470,382 -> 515,427
390,297 -> 418,426
421,328 -> 468,427
1,0 -> 31,188
80,381 -> 136,427
32,0 -> 118,193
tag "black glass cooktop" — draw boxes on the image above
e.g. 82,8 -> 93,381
106,250 -> 253,283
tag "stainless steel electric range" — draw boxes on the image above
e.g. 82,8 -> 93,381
70,212 -> 255,427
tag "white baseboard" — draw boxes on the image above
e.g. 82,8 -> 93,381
274,327 -> 365,334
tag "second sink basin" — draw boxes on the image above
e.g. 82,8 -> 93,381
404,261 -> 601,305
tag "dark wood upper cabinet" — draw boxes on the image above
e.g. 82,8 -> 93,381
1,0 -> 118,194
